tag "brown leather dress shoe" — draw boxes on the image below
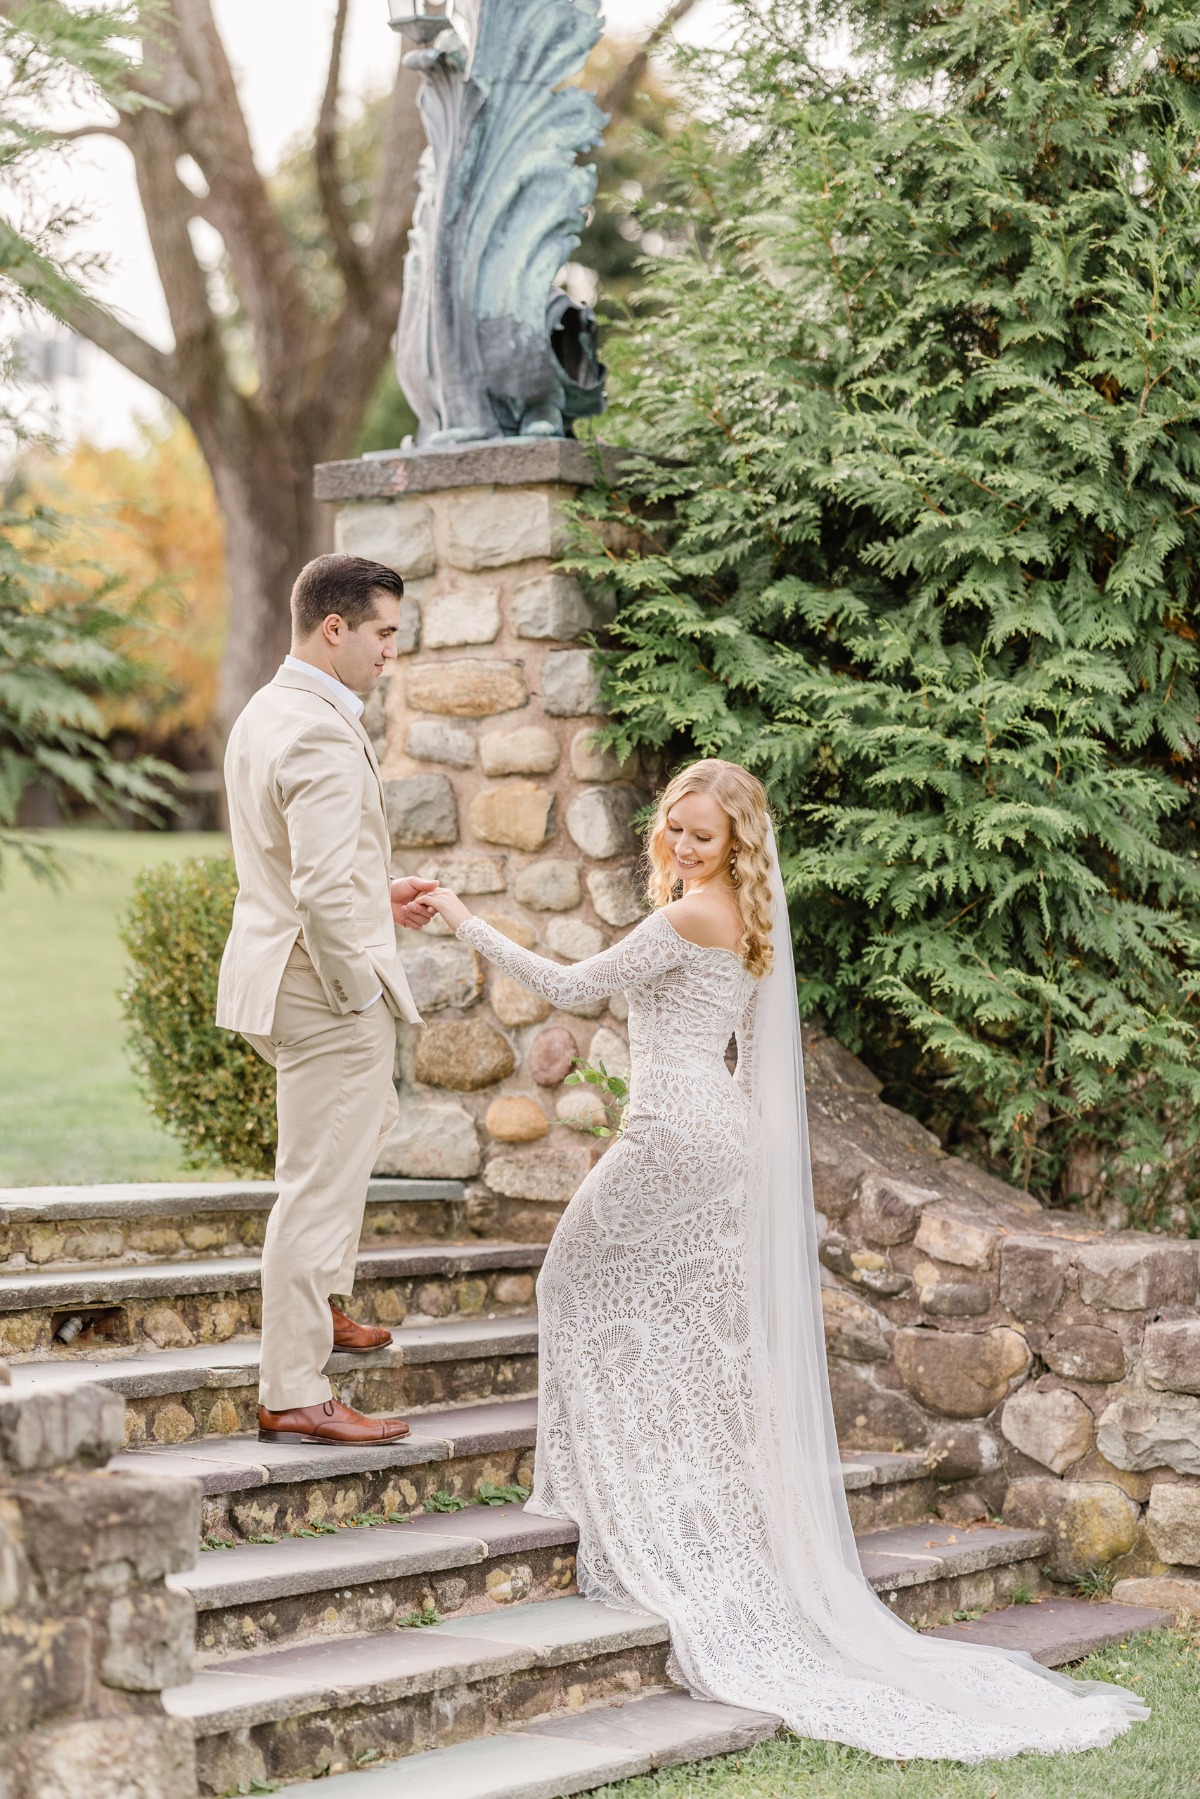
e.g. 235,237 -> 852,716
257,1398 -> 410,1444
329,1302 -> 393,1354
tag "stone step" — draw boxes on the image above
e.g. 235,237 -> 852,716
168,1477 -> 1051,1662
8,1316 -> 540,1447
122,1395 -> 541,1546
927,1593 -> 1174,1666
0,1177 -> 474,1267
0,1238 -> 544,1359
164,1595 -> 705,1795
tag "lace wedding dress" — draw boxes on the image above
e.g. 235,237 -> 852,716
455,877 -> 1145,1763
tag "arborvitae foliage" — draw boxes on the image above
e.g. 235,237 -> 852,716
577,0 -> 1200,1227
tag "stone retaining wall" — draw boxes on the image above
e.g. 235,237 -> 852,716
319,444 -> 646,1252
0,1364 -> 198,1797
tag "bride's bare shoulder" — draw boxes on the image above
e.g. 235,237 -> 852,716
660,894 -> 742,954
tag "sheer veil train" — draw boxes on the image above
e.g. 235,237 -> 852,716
745,825 -> 1146,1742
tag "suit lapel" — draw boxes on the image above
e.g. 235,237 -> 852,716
272,666 -> 388,817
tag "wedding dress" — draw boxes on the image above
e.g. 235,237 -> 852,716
454,845 -> 1145,1762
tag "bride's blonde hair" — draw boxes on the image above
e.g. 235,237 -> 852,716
646,759 -> 774,978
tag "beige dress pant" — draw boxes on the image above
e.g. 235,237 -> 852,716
245,944 -> 399,1412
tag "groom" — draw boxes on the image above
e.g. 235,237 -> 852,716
217,553 -> 437,1446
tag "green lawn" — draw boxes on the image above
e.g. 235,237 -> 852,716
595,1626 -> 1198,1799
0,829 -> 230,1186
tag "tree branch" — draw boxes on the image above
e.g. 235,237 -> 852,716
315,0 -> 367,303
598,0 -> 699,118
366,51 -> 426,282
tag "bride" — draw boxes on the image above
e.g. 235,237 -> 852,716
426,758 -> 1145,1762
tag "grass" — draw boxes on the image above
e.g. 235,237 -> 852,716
593,1627 -> 1200,1799
0,828 -> 230,1185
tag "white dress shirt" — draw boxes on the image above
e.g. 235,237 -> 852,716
281,655 -> 381,1011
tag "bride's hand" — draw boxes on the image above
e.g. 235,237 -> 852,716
428,885 -> 471,931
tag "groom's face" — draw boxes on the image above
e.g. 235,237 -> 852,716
326,592 -> 401,695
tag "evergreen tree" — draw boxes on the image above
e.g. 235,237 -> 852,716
579,0 -> 1200,1226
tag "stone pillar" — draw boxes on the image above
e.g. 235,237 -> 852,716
0,1367 -> 198,1797
315,442 -> 645,1244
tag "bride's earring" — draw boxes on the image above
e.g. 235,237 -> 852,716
729,846 -> 741,887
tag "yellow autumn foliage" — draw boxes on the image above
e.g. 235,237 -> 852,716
21,414 -> 227,751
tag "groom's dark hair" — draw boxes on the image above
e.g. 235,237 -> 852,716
291,554 -> 405,639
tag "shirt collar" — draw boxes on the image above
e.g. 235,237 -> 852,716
282,654 -> 366,719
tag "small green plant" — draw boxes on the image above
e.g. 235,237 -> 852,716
560,1057 -> 629,1139
289,1527 -> 319,1539
476,1481 -> 532,1507
200,1535 -> 237,1552
311,1520 -> 338,1534
121,856 -> 278,1175
1076,1564 -> 1116,1600
397,1599 -> 442,1629
385,1511 -> 411,1524
349,1511 -> 387,1528
1010,1581 -> 1035,1606
422,1489 -> 468,1513
246,1532 -> 279,1545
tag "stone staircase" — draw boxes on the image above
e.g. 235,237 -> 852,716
0,1179 -> 1172,1799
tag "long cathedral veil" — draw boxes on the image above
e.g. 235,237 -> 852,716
748,825 -> 1147,1732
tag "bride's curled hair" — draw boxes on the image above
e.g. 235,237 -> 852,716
646,760 -> 774,978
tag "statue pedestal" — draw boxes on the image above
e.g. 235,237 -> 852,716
314,443 -> 645,1241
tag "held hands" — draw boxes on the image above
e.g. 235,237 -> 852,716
390,876 -> 440,930
427,885 -> 471,931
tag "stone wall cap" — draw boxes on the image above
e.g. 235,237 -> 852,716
315,438 -> 638,502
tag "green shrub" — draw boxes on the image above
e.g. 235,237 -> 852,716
575,0 -> 1200,1228
121,856 -> 276,1176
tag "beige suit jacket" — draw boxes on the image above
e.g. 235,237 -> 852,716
216,664 -> 421,1036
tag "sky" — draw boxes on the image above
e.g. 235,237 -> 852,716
22,0 -> 725,448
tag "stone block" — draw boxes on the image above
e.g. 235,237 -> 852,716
998,1239 -> 1071,1322
588,1026 -> 630,1080
444,488 -> 561,569
567,786 -> 640,859
1000,1387 -> 1095,1474
515,859 -> 582,912
857,1175 -> 937,1246
485,1096 -> 550,1142
827,1362 -> 931,1451
557,1087 -> 608,1130
1002,1477 -> 1139,1582
913,1211 -> 999,1270
335,499 -> 436,577
484,1143 -> 592,1204
490,974 -> 553,1026
512,573 -> 609,640
407,658 -> 527,717
477,909 -> 538,947
1145,1482 -> 1200,1565
543,649 -> 602,716
102,1587 -> 194,1692
1077,1240 -> 1198,1311
406,719 -> 476,768
141,1306 -> 195,1349
920,1282 -> 991,1318
0,1384 -> 124,1478
608,990 -> 629,1023
398,941 -> 481,1012
384,774 -> 458,846
480,725 -> 562,776
548,916 -> 606,961
529,1026 -> 580,1085
924,1421 -> 1004,1482
0,1612 -> 89,1730
1097,1393 -> 1200,1475
1144,1319 -> 1200,1394
1113,1573 -> 1200,1615
414,1022 -> 515,1091
20,1715 -> 198,1799
1043,1324 -> 1126,1385
571,728 -> 637,783
893,1326 -> 1031,1418
418,853 -> 506,894
587,866 -> 645,927
821,1288 -> 891,1362
423,586 -> 502,647
469,783 -> 554,852
19,1472 -> 199,1593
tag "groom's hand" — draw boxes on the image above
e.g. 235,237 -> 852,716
391,876 -> 440,929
